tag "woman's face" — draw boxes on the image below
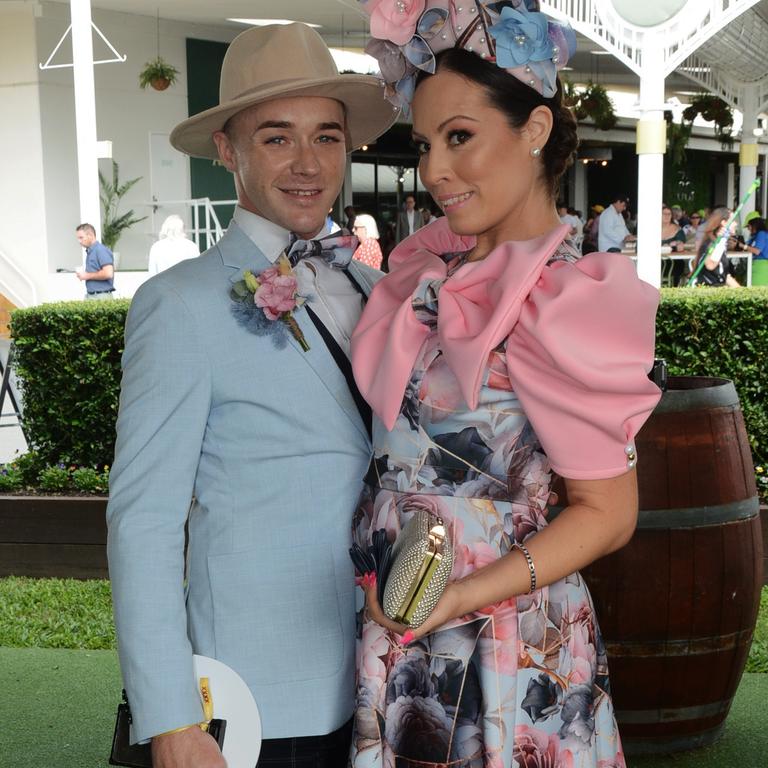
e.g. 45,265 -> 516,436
353,224 -> 369,240
662,207 -> 673,224
411,69 -> 554,249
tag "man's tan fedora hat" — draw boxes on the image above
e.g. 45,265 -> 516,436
170,23 -> 398,159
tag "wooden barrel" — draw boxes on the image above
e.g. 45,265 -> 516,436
581,376 -> 763,754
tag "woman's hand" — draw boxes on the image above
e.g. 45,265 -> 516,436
359,572 -> 468,643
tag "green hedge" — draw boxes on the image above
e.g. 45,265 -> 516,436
10,300 -> 130,468
8,289 -> 768,473
655,287 -> 768,468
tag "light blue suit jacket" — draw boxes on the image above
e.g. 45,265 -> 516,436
107,222 -> 378,742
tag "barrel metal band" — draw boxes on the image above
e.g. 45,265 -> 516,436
616,698 -> 731,724
547,496 -> 758,528
605,626 -> 755,658
636,496 -> 759,529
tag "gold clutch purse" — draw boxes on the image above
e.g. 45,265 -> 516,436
382,509 -> 453,629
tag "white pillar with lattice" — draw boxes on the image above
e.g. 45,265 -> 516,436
738,89 -> 760,218
542,0 -> 763,286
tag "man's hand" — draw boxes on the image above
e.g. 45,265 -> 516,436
151,726 -> 226,768
75,267 -> 87,282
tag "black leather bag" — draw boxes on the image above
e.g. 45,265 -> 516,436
109,690 -> 226,767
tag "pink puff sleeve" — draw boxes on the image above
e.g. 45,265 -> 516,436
505,252 -> 662,480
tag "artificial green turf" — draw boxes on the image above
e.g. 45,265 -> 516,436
0,648 -> 766,768
0,647 -> 122,768
628,673 -> 768,767
0,578 -> 766,767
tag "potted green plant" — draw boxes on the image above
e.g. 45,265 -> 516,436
664,110 -> 693,167
138,56 -> 179,91
579,82 -> 618,130
99,161 -> 147,252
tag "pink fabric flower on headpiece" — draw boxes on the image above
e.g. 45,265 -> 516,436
367,0 -> 427,46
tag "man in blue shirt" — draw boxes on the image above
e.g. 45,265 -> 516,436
75,223 -> 115,298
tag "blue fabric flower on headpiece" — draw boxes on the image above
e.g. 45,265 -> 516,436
489,5 -> 554,68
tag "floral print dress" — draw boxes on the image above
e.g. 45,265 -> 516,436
351,242 -> 629,768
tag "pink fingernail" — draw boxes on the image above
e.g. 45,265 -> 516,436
401,630 -> 415,645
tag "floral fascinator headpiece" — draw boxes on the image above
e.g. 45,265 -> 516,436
359,1 -> 576,111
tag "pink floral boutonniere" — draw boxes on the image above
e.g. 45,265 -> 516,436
230,254 -> 310,351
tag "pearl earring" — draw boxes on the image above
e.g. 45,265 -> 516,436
531,147 -> 542,158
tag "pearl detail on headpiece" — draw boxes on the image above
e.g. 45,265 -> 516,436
395,0 -> 407,13
515,35 -> 527,45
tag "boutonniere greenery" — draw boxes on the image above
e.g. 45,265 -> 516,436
230,254 -> 310,351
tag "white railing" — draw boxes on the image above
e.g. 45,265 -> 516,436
542,0 -> 762,78
0,248 -> 38,308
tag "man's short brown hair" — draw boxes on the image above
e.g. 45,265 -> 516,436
76,223 -> 96,236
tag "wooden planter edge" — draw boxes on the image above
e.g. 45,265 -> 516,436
0,494 -> 108,579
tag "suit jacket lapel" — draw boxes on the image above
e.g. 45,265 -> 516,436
219,222 -> 370,444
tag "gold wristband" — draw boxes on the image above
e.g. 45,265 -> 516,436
155,722 -> 208,738
512,542 -> 537,594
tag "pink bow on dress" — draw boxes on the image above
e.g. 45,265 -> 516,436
351,219 -> 572,430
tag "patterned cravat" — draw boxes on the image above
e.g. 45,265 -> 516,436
287,232 -> 358,269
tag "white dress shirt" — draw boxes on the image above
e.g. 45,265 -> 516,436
233,206 -> 363,357
598,205 -> 630,252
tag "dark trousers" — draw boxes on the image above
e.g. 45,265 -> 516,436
256,719 -> 352,768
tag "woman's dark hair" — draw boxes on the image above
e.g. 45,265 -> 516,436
749,217 -> 766,232
416,48 -> 579,198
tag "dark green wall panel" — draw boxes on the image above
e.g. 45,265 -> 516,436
186,38 -> 236,226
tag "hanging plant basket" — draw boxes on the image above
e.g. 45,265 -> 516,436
563,79 -> 617,131
682,94 -> 734,150
149,76 -> 171,91
139,56 -> 179,91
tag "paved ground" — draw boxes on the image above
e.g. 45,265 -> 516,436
0,338 -> 28,464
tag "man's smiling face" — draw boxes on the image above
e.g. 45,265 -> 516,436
213,96 -> 347,239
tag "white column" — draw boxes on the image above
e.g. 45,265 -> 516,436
635,48 -> 666,288
70,0 -> 101,237
738,88 -> 759,217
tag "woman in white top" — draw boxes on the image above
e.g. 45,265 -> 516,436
147,215 -> 200,275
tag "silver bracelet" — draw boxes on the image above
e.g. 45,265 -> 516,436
513,542 -> 537,594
